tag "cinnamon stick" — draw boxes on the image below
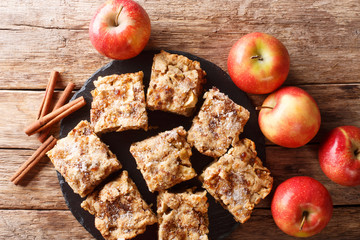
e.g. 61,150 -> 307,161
10,135 -> 57,185
37,71 -> 59,119
24,96 -> 86,136
38,82 -> 75,143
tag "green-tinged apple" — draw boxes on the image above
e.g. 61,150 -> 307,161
227,32 -> 290,94
319,126 -> 360,186
271,176 -> 333,237
258,86 -> 321,148
89,0 -> 151,60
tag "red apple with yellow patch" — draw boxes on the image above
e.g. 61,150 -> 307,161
89,0 -> 151,60
227,32 -> 290,94
319,126 -> 360,186
271,176 -> 333,237
258,86 -> 321,148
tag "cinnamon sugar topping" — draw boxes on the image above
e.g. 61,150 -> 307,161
81,171 -> 157,240
130,126 -> 196,192
157,190 -> 209,240
200,138 -> 273,223
91,71 -> 148,134
187,87 -> 250,158
146,50 -> 206,116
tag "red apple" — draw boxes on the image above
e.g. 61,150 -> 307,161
271,176 -> 333,237
89,0 -> 151,60
227,32 -> 290,94
319,126 -> 360,186
258,86 -> 321,148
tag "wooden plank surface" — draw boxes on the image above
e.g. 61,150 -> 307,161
0,0 -> 359,239
229,207 -> 360,240
0,210 -> 93,240
0,149 -> 67,210
1,207 -> 360,240
2,146 -> 360,210
0,0 -> 359,89
1,84 -> 358,149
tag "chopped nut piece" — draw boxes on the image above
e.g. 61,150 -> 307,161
146,50 -> 206,116
130,126 -> 196,192
46,120 -> 121,197
187,87 -> 250,158
200,138 -> 273,223
157,190 -> 209,240
91,71 -> 148,134
81,171 -> 157,240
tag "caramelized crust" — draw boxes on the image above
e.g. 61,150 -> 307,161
157,190 -> 209,240
146,50 -> 206,116
200,139 -> 273,223
91,71 -> 148,134
187,87 -> 250,158
46,120 -> 121,197
81,171 -> 157,240
130,126 -> 196,192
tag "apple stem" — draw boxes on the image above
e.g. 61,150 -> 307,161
299,211 -> 308,231
251,55 -> 264,61
255,106 -> 274,111
355,149 -> 360,159
115,5 -> 124,26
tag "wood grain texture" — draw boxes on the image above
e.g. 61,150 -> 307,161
228,207 -> 360,240
0,91 -> 69,149
1,208 -> 359,240
249,84 -> 360,143
2,146 -> 360,210
261,145 -> 360,207
0,210 -> 93,240
0,83 -> 358,149
0,0 -> 359,89
0,149 -> 67,210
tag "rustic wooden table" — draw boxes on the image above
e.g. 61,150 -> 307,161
1,0 -> 359,239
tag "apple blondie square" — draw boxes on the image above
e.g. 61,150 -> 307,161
146,50 -> 207,116
46,120 -> 121,197
130,126 -> 196,192
157,190 -> 209,240
187,87 -> 250,158
90,71 -> 148,134
81,171 -> 157,240
200,138 -> 273,223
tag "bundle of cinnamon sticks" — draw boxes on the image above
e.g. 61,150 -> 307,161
10,71 -> 87,185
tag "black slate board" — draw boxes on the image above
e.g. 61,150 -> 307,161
58,50 -> 265,240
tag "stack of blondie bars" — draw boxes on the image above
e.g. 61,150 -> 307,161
47,50 -> 273,240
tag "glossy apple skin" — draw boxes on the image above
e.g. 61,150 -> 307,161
227,32 -> 290,94
271,176 -> 333,237
89,0 -> 151,60
258,86 -> 321,148
319,126 -> 360,186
